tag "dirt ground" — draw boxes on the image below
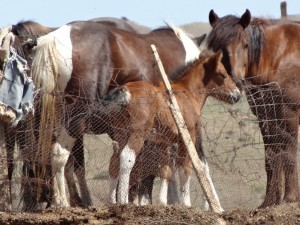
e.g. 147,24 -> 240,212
1,203 -> 300,225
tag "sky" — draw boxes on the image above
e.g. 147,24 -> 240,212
1,1 -> 299,29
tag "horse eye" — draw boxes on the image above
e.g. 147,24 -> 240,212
244,44 -> 248,49
218,73 -> 226,80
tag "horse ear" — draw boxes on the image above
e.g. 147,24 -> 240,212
204,50 -> 222,71
239,9 -> 251,29
215,50 -> 223,62
193,34 -> 206,47
209,10 -> 219,27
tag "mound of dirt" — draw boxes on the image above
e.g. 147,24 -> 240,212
1,203 -> 300,225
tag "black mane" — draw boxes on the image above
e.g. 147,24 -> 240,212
169,53 -> 209,82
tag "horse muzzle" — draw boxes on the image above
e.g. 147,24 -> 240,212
230,88 -> 241,103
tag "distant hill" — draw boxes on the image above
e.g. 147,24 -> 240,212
287,14 -> 300,21
180,22 -> 211,37
119,14 -> 300,38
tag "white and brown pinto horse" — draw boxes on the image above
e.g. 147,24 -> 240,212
0,17 -> 150,210
105,50 -> 240,205
28,20 -> 206,208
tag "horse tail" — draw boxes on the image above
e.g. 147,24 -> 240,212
30,34 -> 60,199
164,20 -> 200,63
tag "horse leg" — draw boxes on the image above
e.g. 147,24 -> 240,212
178,162 -> 192,206
72,136 -> 92,206
167,143 -> 179,205
108,141 -> 120,204
4,125 -> 15,210
117,138 -> 144,204
65,149 -> 81,207
51,127 -> 74,207
138,175 -> 154,205
65,136 -> 92,207
158,165 -> 172,205
282,113 -> 299,203
258,112 -> 299,207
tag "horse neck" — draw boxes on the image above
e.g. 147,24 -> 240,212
246,22 -> 297,84
170,61 -> 208,109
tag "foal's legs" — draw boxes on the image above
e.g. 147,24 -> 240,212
51,127 -> 75,207
108,141 -> 120,204
117,144 -> 138,204
178,162 -> 192,207
158,165 -> 172,205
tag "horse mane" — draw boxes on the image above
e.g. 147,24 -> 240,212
12,20 -> 53,38
169,52 -> 210,82
11,20 -> 54,58
150,26 -> 173,33
246,18 -> 266,71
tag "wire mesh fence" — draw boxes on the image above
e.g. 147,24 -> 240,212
0,81 -> 298,212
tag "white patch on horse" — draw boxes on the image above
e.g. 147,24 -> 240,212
178,166 -> 191,207
231,88 -> 241,101
51,127 -> 75,207
117,145 -> 136,204
203,158 -> 224,212
139,194 -> 151,206
165,21 -> 200,63
46,25 -> 73,91
108,178 -> 118,204
116,87 -> 131,104
159,178 -> 168,205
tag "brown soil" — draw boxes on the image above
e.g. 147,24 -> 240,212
1,203 -> 300,225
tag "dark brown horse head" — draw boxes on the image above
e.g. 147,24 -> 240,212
206,9 -> 251,85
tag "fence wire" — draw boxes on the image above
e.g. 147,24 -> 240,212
0,80 -> 299,212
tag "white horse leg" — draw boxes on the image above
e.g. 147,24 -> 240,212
139,193 -> 151,206
159,178 -> 168,205
117,145 -> 136,204
178,166 -> 191,206
202,159 -> 223,211
108,178 -> 118,204
51,127 -> 75,207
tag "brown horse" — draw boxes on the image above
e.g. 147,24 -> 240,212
203,9 -> 300,208
0,18 -> 149,210
1,18 -> 203,209
105,50 -> 240,205
25,19 -> 206,208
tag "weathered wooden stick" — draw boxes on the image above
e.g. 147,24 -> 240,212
151,44 -> 223,213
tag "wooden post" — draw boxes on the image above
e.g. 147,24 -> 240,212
280,1 -> 287,18
150,44 -> 223,213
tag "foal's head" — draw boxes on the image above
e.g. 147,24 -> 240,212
202,50 -> 241,104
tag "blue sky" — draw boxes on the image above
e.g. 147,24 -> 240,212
1,0 -> 299,29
